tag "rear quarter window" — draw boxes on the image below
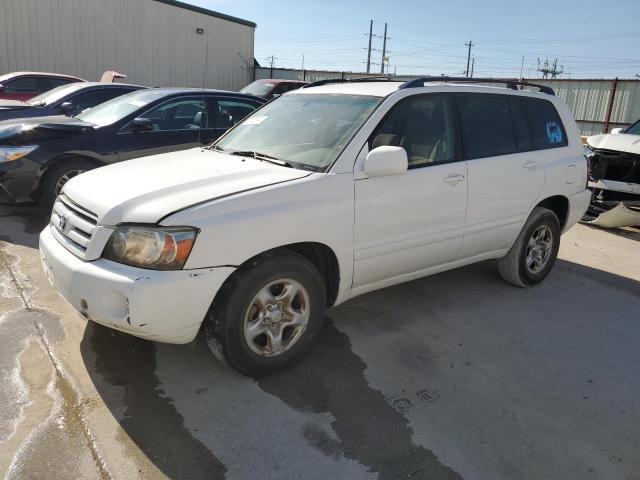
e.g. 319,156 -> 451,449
521,97 -> 567,149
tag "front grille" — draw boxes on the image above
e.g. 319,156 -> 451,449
50,195 -> 98,258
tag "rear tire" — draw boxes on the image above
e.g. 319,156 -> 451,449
498,207 -> 561,287
204,251 -> 326,377
41,158 -> 96,209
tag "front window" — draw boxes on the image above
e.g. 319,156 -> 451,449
75,89 -> 169,127
27,84 -> 84,106
240,81 -> 276,97
625,120 -> 640,136
214,93 -> 381,170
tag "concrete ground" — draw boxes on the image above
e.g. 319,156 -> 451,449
1,204 -> 639,480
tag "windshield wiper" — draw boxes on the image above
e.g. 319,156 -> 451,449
228,150 -> 294,168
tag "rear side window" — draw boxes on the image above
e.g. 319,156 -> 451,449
521,97 -> 567,149
456,95 -> 517,159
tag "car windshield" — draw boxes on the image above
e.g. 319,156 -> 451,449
27,84 -> 84,106
75,89 -> 167,126
625,121 -> 640,135
214,93 -> 381,170
240,81 -> 276,97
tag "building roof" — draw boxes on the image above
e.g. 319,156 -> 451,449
151,0 -> 256,28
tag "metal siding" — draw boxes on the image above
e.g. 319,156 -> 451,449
0,0 -> 254,90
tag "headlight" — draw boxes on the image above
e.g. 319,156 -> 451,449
103,226 -> 198,270
0,145 -> 37,163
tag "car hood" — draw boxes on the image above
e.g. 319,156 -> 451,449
0,115 -> 94,142
0,99 -> 31,110
62,148 -> 312,225
587,133 -> 640,155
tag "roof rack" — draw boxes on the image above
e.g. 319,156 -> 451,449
399,77 -> 555,95
302,76 -> 394,88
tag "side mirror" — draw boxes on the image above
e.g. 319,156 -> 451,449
59,102 -> 74,114
610,127 -> 625,134
364,146 -> 408,177
131,117 -> 154,132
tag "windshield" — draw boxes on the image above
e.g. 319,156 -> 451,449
215,93 -> 381,170
240,81 -> 276,97
27,83 -> 85,106
625,121 -> 640,136
76,89 -> 166,126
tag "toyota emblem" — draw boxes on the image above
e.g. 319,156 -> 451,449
59,214 -> 68,231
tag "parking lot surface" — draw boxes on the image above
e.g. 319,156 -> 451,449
1,204 -> 639,480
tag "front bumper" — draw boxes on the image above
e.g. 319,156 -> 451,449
39,225 -> 235,344
0,157 -> 40,203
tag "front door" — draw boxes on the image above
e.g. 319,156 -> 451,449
353,94 -> 468,291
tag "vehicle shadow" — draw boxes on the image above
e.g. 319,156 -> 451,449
78,258 -> 640,479
0,204 -> 49,249
582,222 -> 640,242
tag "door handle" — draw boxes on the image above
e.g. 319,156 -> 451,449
523,160 -> 539,169
443,174 -> 465,184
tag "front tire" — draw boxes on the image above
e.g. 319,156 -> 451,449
498,207 -> 561,287
41,158 -> 96,209
205,251 -> 327,377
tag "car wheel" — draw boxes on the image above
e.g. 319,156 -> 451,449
498,206 -> 561,287
41,158 -> 96,209
205,251 -> 327,377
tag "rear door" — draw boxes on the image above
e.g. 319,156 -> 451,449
117,95 -> 214,161
456,93 -> 545,258
212,97 -> 263,140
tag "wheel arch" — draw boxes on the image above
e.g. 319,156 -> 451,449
214,241 -> 341,309
38,153 -> 103,193
535,195 -> 569,231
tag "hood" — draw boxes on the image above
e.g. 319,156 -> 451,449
0,99 -> 31,110
587,133 -> 640,155
62,148 -> 312,225
0,115 -> 93,143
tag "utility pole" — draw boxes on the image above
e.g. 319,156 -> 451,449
465,40 -> 475,77
470,56 -> 475,78
366,20 -> 373,74
380,22 -> 388,75
519,55 -> 525,79
266,55 -> 276,78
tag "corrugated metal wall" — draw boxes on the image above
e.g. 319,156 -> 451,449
529,79 -> 640,136
0,0 -> 255,91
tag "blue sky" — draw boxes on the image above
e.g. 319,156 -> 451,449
189,0 -> 640,78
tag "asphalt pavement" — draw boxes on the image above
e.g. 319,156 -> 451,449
1,204 -> 639,480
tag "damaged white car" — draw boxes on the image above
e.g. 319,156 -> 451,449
583,120 -> 640,228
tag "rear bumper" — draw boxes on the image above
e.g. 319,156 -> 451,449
39,225 -> 235,344
565,189 -> 592,232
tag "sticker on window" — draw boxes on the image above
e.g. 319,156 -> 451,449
243,115 -> 268,125
545,122 -> 563,144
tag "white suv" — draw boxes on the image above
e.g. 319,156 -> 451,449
39,78 -> 591,376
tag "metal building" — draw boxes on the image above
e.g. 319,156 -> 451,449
0,0 -> 255,91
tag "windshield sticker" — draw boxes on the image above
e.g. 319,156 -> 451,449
546,122 -> 563,144
243,115 -> 268,125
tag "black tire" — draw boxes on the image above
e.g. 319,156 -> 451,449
41,158 -> 96,209
204,251 -> 327,377
498,207 -> 561,287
